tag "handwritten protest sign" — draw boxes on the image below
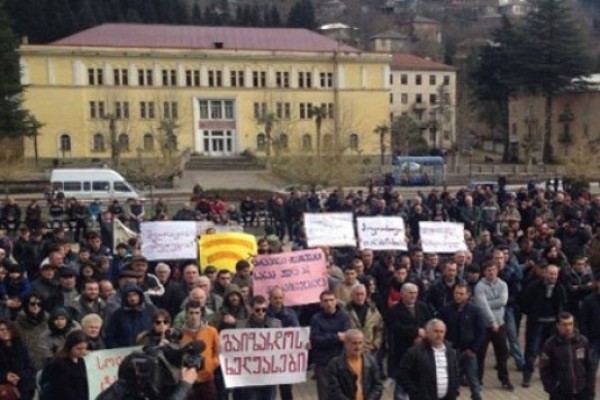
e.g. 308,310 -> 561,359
419,222 -> 467,253
199,232 -> 257,272
357,217 -> 408,251
253,248 -> 328,306
84,346 -> 140,400
220,327 -> 310,388
141,221 -> 197,260
304,213 -> 355,247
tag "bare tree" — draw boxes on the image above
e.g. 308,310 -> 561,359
373,123 -> 389,165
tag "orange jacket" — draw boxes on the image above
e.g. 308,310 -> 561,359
181,324 -> 220,383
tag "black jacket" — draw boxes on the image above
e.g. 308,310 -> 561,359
327,352 -> 383,400
540,332 -> 594,397
438,301 -> 485,353
398,341 -> 459,400
384,301 -> 432,377
579,293 -> 600,340
310,306 -> 351,366
521,278 -> 567,323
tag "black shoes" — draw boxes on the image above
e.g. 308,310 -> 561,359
522,376 -> 531,388
501,382 -> 515,391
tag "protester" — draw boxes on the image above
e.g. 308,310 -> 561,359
326,329 -> 383,400
0,319 -> 35,400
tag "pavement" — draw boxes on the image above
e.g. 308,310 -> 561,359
178,170 -> 287,192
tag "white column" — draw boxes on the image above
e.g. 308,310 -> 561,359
223,65 -> 230,87
46,58 -> 55,85
200,65 -> 208,87
129,62 -> 137,86
177,63 -> 185,87
20,59 -> 29,85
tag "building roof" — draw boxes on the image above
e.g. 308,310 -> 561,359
391,53 -> 456,71
412,15 -> 439,24
369,29 -> 410,40
50,23 -> 359,53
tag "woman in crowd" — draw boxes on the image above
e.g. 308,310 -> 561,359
0,319 -> 35,400
15,294 -> 50,370
137,308 -> 172,347
40,330 -> 89,400
81,313 -> 105,351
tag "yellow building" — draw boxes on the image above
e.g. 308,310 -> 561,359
509,74 -> 600,164
389,53 -> 457,151
20,23 -> 391,160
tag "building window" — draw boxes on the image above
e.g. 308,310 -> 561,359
349,133 -> 359,150
429,75 -> 436,85
253,102 -> 267,119
93,133 -> 105,151
59,134 -> 71,152
279,133 -> 289,150
400,74 -> 408,84
276,102 -> 291,119
416,74 -> 422,85
140,101 -> 155,119
162,69 -> 177,86
253,71 -> 266,88
257,133 -> 266,150
390,94 -> 393,104
302,134 -> 312,150
320,72 -> 333,88
115,101 -> 130,119
298,72 -> 312,88
323,134 -> 333,151
443,75 -> 450,85
276,71 -> 290,88
186,70 -> 201,87
230,70 -> 244,87
401,93 -> 408,104
415,94 -> 423,103
89,101 -> 106,119
118,133 -> 130,151
87,68 -> 104,86
327,103 -> 334,119
299,102 -> 312,119
389,74 -> 393,85
163,102 -> 178,119
198,100 -> 235,120
113,69 -> 128,86
138,69 -> 153,86
208,70 -> 223,87
143,133 -> 154,151
429,94 -> 437,105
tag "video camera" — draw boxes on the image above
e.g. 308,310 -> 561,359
117,337 -> 205,400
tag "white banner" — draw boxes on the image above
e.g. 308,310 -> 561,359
304,213 -> 355,247
357,216 -> 408,250
85,346 -> 140,400
141,221 -> 197,260
419,222 -> 467,253
112,219 -> 138,251
220,327 -> 310,388
195,221 -> 244,236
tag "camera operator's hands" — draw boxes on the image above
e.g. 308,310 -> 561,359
181,367 -> 198,384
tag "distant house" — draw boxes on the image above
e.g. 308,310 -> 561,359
369,29 -> 412,52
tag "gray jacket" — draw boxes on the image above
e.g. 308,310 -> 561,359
474,278 -> 508,327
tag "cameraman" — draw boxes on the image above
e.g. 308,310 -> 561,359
96,349 -> 199,400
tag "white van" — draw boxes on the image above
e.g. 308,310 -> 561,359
50,168 -> 141,201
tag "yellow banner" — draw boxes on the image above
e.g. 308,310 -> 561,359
198,232 -> 257,272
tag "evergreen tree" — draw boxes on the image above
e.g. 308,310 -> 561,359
517,0 -> 590,163
76,0 -> 98,31
287,0 -> 315,29
0,6 -> 38,138
471,16 -> 522,162
249,3 -> 261,26
192,3 -> 203,25
266,5 -> 281,27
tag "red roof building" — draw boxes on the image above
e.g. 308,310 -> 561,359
391,53 -> 456,72
51,23 -> 360,53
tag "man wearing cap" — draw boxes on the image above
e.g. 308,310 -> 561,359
128,255 -> 164,297
31,263 -> 62,312
58,267 -> 79,309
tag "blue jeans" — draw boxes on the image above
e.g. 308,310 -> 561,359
393,381 -> 408,400
523,321 -> 555,376
460,352 -> 482,400
504,307 -> 525,369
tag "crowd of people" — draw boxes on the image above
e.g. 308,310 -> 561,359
0,179 -> 597,399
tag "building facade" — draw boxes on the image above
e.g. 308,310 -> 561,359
20,24 -> 391,160
389,53 -> 457,151
509,75 -> 600,164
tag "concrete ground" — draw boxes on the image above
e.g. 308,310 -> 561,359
177,170 -> 287,192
